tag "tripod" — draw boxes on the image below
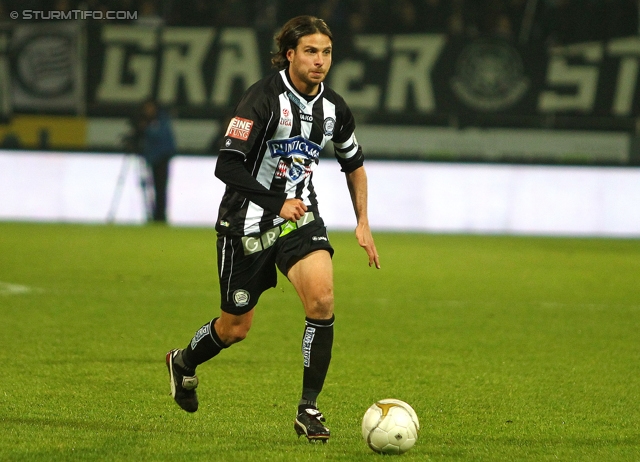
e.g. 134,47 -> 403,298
107,154 -> 154,223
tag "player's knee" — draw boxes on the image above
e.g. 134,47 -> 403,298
226,324 -> 250,345
307,292 -> 334,319
217,319 -> 252,345
220,330 -> 244,345
227,333 -> 247,345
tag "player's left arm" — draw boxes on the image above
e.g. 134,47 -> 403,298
346,166 -> 380,269
332,96 -> 379,268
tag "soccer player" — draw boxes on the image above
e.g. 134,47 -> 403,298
166,15 -> 380,442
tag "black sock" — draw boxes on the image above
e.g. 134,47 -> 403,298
182,318 -> 227,369
299,315 -> 334,412
298,399 -> 317,414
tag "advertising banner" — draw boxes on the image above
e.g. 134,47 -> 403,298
2,150 -> 640,236
85,25 -> 640,128
3,24 -> 640,162
10,22 -> 83,113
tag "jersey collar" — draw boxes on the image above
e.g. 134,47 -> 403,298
280,69 -> 324,109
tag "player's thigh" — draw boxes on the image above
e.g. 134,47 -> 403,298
287,249 -> 334,319
217,234 -> 277,314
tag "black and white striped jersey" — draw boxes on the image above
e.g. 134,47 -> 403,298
214,68 -> 364,237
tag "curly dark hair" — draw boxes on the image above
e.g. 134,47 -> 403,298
271,16 -> 333,69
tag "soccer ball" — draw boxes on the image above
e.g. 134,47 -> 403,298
362,399 -> 420,455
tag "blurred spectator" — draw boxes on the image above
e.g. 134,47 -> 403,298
508,0 -> 527,34
253,0 -> 279,31
3,0 -> 638,43
358,0 -> 390,34
418,0 -> 452,33
278,0 -> 324,24
54,0 -> 73,12
125,99 -> 177,223
602,0 -> 638,41
318,0 -> 350,31
137,0 -> 164,28
388,0 -> 422,33
210,0 -> 253,27
447,0 -> 480,37
493,12 -> 514,39
166,0 -> 215,27
536,0 -> 638,45
553,0 -> 603,44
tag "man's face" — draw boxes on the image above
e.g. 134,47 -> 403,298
142,101 -> 157,119
287,32 -> 332,95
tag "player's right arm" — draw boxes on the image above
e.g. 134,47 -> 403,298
215,152 -> 287,215
215,154 -> 306,220
279,198 -> 307,221
215,80 -> 295,218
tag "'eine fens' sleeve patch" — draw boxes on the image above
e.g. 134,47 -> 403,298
225,117 -> 254,141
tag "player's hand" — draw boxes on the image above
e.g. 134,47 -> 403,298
279,198 -> 307,221
355,222 -> 380,269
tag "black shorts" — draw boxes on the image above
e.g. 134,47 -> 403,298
216,215 -> 334,315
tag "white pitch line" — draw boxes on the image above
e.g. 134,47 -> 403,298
0,281 -> 35,295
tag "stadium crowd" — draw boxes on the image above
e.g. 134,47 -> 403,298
1,0 -> 639,44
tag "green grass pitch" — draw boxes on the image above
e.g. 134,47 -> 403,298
1,222 -> 639,461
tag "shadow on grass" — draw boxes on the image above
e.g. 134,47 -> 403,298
38,357 -> 162,365
0,416 -> 173,433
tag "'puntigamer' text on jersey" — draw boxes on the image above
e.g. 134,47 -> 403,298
216,69 -> 364,236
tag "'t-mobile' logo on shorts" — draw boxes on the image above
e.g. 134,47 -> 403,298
226,117 -> 254,141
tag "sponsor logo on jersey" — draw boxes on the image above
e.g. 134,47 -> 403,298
267,135 -> 321,160
323,117 -> 336,136
275,159 -> 311,182
300,113 -> 313,123
225,117 -> 254,141
268,136 -> 320,184
286,91 -> 306,110
279,108 -> 293,127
